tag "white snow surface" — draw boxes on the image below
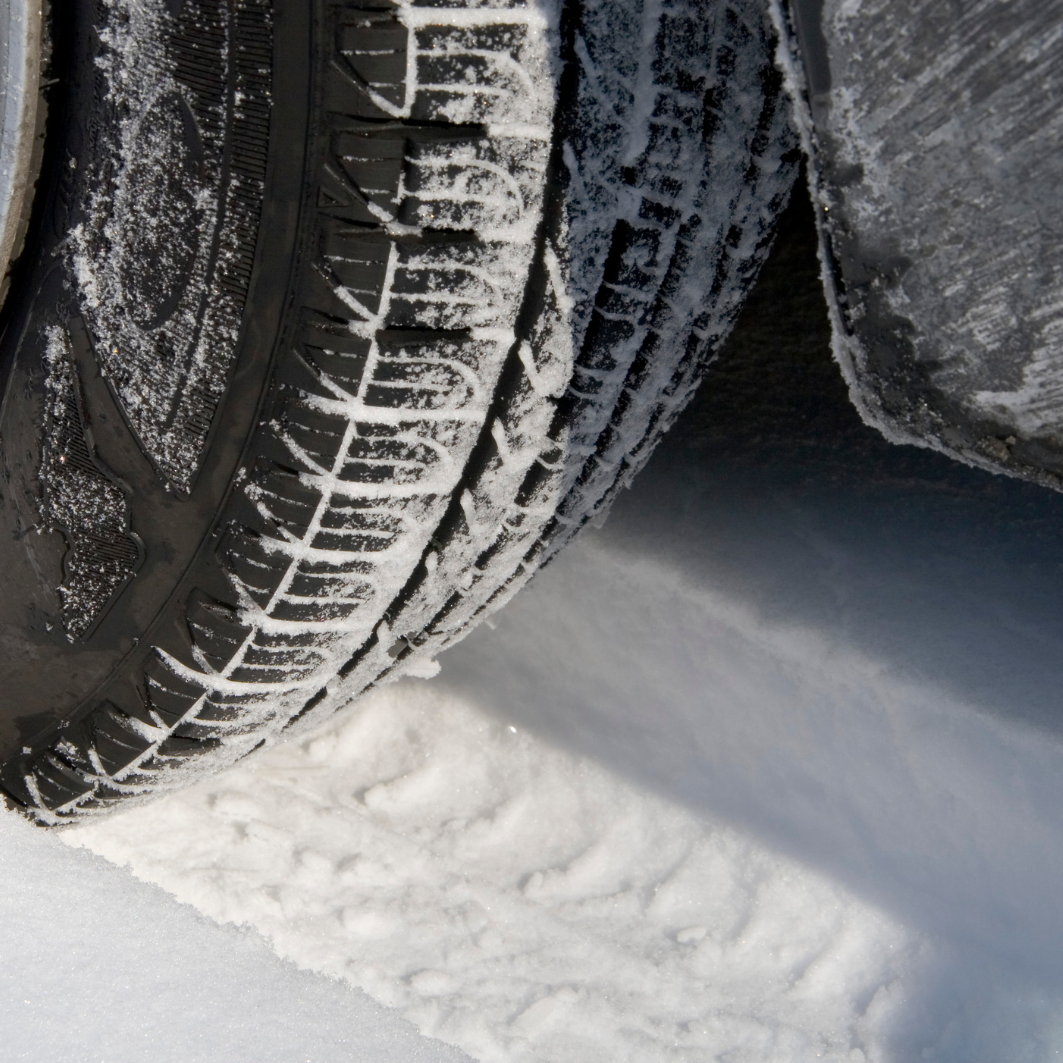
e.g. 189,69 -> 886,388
61,522 -> 1063,1059
0,809 -> 470,1062
64,678 -> 921,1063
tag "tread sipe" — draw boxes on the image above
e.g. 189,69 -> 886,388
0,0 -> 797,822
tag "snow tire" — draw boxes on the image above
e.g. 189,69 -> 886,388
774,0 -> 1063,491
0,0 -> 797,822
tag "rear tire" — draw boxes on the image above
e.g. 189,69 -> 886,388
774,0 -> 1063,490
0,0 -> 797,822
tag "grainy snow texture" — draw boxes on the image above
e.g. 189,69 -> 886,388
68,681 -> 923,1063
0,809 -> 471,1062
775,0 -> 1063,488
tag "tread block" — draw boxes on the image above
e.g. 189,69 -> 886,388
170,720 -> 222,741
324,127 -> 407,223
298,318 -> 372,393
317,505 -> 402,533
249,461 -> 323,537
330,5 -> 552,128
288,558 -> 374,599
31,754 -> 93,810
267,598 -> 361,624
300,348 -> 369,396
252,628 -> 334,651
275,399 -> 350,468
186,590 -> 253,672
364,354 -> 477,412
90,702 -> 154,776
270,347 -> 339,400
143,658 -> 207,726
338,432 -> 442,484
386,241 -> 524,332
157,734 -> 221,759
218,525 -> 292,607
50,721 -> 95,775
0,761 -> 33,808
399,135 -> 543,233
243,642 -> 322,670
410,23 -> 544,126
324,123 -> 520,234
193,700 -> 245,723
309,528 -> 397,553
334,10 -> 408,120
320,220 -> 390,301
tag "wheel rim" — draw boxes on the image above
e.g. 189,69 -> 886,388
0,0 -> 42,303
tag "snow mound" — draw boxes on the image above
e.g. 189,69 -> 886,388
67,680 -> 917,1063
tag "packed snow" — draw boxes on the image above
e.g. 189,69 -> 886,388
61,679 -> 921,1063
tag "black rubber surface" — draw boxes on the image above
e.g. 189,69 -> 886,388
778,0 -> 1063,491
0,0 -> 296,808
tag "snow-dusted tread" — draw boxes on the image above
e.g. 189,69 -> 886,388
543,0 -> 799,550
0,0 -> 797,822
774,0 -> 1063,490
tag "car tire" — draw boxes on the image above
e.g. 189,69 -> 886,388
0,0 -> 798,821
773,0 -> 1063,490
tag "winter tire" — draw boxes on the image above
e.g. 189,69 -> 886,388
775,0 -> 1063,490
0,0 -> 797,821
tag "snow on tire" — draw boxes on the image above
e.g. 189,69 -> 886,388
0,0 -> 798,822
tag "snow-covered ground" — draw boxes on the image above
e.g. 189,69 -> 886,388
56,534 -> 1063,1062
7,194 -> 1063,1061
0,812 -> 472,1062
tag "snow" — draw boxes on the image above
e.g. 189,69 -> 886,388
59,680 -> 922,1063
53,211 -> 1063,1060
0,810 -> 471,1062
